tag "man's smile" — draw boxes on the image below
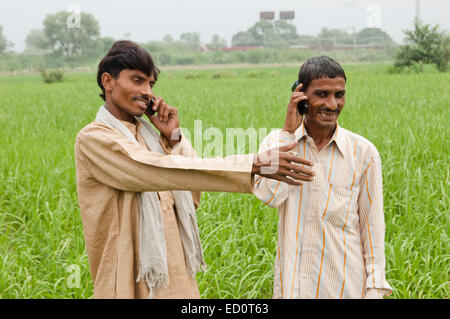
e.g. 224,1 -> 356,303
316,109 -> 340,121
134,97 -> 149,110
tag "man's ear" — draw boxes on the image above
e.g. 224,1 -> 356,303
102,72 -> 114,94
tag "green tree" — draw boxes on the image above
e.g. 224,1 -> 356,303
97,36 -> 115,56
180,32 -> 200,49
231,31 -> 260,47
247,20 -> 273,46
25,29 -> 47,54
356,27 -> 395,46
0,26 -> 13,55
232,20 -> 299,48
273,20 -> 298,40
162,34 -> 174,42
317,27 -> 353,47
265,20 -> 299,48
40,10 -> 100,62
394,18 -> 449,72
208,34 -> 227,49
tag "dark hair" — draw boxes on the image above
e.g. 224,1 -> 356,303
298,56 -> 346,91
97,40 -> 160,101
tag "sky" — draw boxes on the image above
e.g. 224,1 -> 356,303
1,0 -> 449,52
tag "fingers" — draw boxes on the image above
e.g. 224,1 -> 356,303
282,152 -> 314,167
150,98 -> 157,112
152,97 -> 176,122
287,89 -> 308,116
259,167 -> 312,186
293,94 -> 308,104
277,144 -> 314,167
283,170 -> 313,183
267,144 -> 314,168
294,82 -> 303,92
255,151 -> 315,184
274,175 -> 303,186
154,96 -> 164,107
162,104 -> 170,121
282,164 -> 315,180
279,141 -> 298,152
150,97 -> 163,119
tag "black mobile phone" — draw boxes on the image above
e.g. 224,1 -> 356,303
146,98 -> 156,115
291,80 -> 308,115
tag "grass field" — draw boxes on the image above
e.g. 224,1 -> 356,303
0,63 -> 448,299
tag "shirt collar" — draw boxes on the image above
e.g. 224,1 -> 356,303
294,121 -> 347,158
119,119 -> 143,136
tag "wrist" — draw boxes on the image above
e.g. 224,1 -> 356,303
282,127 -> 296,134
251,154 -> 261,175
167,136 -> 181,148
283,115 -> 303,134
166,128 -> 182,148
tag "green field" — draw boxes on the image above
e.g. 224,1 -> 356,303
0,64 -> 448,298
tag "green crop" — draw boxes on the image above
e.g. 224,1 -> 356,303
0,64 -> 448,298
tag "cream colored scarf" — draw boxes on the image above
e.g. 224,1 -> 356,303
95,105 -> 206,298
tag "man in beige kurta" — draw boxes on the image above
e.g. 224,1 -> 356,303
75,40 -> 315,299
75,120 -> 256,298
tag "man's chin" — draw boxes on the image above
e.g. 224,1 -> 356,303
131,108 -> 146,117
308,118 -> 338,130
319,119 -> 338,126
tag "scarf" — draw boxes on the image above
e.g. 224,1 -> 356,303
95,105 -> 206,298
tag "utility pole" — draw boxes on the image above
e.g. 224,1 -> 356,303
416,0 -> 421,21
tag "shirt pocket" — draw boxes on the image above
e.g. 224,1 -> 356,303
324,185 -> 356,229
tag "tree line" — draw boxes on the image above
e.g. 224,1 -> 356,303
0,11 -> 448,72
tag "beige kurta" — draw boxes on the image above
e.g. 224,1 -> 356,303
74,120 -> 254,298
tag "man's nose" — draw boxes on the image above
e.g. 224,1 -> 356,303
326,96 -> 338,110
140,85 -> 153,99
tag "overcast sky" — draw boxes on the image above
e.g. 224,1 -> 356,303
1,0 -> 449,52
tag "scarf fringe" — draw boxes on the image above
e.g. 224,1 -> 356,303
136,268 -> 170,299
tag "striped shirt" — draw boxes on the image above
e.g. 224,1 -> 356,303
253,122 -> 392,299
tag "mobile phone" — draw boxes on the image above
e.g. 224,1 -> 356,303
291,80 -> 308,115
146,98 -> 156,115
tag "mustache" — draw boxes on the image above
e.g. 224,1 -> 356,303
318,108 -> 340,113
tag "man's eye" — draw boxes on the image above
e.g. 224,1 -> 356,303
336,92 -> 345,98
318,92 -> 327,98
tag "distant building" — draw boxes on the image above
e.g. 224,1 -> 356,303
259,11 -> 275,20
279,11 -> 295,20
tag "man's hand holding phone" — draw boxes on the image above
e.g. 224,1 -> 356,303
283,82 -> 308,134
145,97 -> 181,148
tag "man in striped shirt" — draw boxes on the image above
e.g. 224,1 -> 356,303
253,56 -> 392,299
